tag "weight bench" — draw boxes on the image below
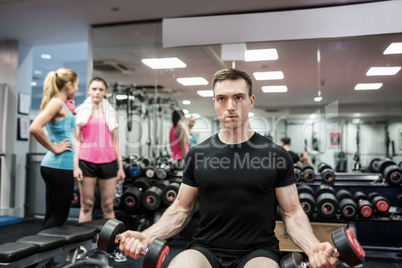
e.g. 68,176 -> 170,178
0,218 -> 112,268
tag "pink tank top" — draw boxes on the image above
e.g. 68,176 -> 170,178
79,116 -> 116,164
170,125 -> 189,160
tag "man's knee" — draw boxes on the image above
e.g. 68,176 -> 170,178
243,257 -> 279,268
168,249 -> 211,268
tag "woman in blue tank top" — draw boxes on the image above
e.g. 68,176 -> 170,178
29,68 -> 79,231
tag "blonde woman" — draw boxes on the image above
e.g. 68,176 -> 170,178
29,68 -> 79,230
73,77 -> 125,223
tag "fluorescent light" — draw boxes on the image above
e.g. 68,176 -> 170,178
33,70 -> 43,75
31,82 -> 37,86
116,95 -> 135,100
177,77 -> 208,86
197,90 -> 214,97
182,100 -> 191,105
354,83 -> 383,90
41,54 -> 52,59
182,109 -> 189,114
261,85 -> 287,93
314,96 -> 323,102
366,66 -> 401,76
253,71 -> 284,80
192,113 -> 200,119
245,49 -> 278,61
383,42 -> 402,55
141,57 -> 186,69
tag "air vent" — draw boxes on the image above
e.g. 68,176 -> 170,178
93,60 -> 133,73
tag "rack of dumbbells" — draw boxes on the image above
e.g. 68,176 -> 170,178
113,155 -> 187,234
293,159 -> 402,260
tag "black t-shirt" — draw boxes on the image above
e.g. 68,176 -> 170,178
287,150 -> 300,164
182,132 -> 296,255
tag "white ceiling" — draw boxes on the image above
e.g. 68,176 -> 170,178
1,0 -> 401,119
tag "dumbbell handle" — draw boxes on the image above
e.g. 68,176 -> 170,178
295,249 -> 339,268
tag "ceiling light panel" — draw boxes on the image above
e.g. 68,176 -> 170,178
253,71 -> 284,80
261,85 -> 288,93
141,57 -> 186,69
354,83 -> 383,90
177,77 -> 208,86
366,66 -> 401,76
383,42 -> 402,54
197,90 -> 214,97
245,49 -> 278,61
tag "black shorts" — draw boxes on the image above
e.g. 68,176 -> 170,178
189,243 -> 282,268
79,159 -> 118,179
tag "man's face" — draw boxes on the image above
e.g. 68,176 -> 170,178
213,79 -> 254,130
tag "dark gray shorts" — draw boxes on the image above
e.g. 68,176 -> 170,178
189,243 -> 282,268
79,159 -> 118,179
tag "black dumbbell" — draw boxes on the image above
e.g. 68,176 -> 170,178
318,163 -> 335,184
121,186 -> 143,211
302,165 -> 315,182
353,191 -> 373,218
336,189 -> 357,219
162,182 -> 180,206
97,219 -> 169,268
281,227 -> 365,268
381,161 -> 402,187
297,185 -> 316,217
71,186 -> 80,208
142,181 -> 169,211
368,192 -> 390,213
294,164 -> 303,182
368,158 -> 381,173
315,184 -> 338,218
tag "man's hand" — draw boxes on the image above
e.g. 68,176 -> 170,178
308,242 -> 340,268
118,231 -> 151,259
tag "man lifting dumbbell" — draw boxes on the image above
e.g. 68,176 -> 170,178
118,69 -> 340,268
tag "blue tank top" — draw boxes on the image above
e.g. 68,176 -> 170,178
41,98 -> 76,170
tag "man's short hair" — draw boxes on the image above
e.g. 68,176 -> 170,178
212,68 -> 253,96
281,137 -> 291,145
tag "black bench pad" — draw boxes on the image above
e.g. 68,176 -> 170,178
17,235 -> 66,252
0,242 -> 38,263
38,225 -> 97,244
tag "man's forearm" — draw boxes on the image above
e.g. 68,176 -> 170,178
142,202 -> 194,241
281,207 -> 320,255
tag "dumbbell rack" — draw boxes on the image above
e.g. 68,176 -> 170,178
292,172 -> 402,261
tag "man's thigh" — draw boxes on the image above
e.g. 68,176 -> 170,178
168,249 -> 212,268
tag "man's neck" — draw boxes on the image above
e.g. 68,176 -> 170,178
283,144 -> 291,151
218,127 -> 255,144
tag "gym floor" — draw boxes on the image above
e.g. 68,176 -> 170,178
0,218 -> 400,268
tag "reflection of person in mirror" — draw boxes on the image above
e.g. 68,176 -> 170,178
187,116 -> 198,149
73,77 -> 125,223
169,108 -> 189,160
29,68 -> 79,230
281,137 -> 314,167
117,68 -> 338,268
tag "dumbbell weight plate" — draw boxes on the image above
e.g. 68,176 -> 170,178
339,199 -> 357,219
299,193 -> 316,217
332,227 -> 365,266
383,165 -> 402,186
297,184 -> 315,196
98,219 -> 125,253
142,186 -> 163,211
122,187 -> 143,211
316,193 -> 338,218
143,238 -> 170,268
302,165 -> 315,182
162,182 -> 180,206
368,158 -> 381,173
280,252 -> 304,268
379,158 -> 395,175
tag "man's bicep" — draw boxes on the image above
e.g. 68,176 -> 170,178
175,183 -> 198,210
276,184 -> 300,214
